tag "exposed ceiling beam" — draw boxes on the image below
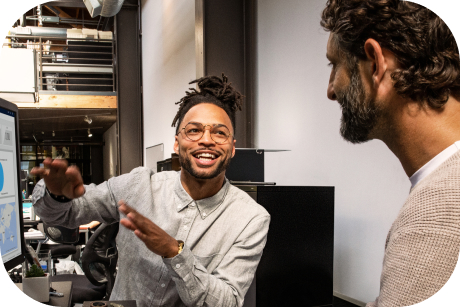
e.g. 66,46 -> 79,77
15,95 -> 117,109
20,112 -> 113,121
43,5 -> 60,16
43,1 -> 87,9
44,5 -> 80,28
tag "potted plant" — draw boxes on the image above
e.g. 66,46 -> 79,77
22,264 -> 50,302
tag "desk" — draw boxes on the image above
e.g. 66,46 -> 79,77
24,230 -> 46,241
79,221 -> 101,244
24,229 -> 47,257
16,281 -> 72,307
79,227 -> 90,243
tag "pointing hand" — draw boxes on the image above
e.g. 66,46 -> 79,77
31,157 -> 85,199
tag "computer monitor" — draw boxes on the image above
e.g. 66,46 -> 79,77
0,98 -> 26,271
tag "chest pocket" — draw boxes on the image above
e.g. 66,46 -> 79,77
194,254 -> 224,272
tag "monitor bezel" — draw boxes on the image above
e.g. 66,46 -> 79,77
0,97 -> 27,271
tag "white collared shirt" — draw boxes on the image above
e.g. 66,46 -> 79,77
410,141 -> 460,188
33,169 -> 270,307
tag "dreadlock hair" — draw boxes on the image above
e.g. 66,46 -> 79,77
172,74 -> 243,135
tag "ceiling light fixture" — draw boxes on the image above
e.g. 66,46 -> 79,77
88,129 -> 92,137
84,115 -> 93,124
52,131 -> 55,137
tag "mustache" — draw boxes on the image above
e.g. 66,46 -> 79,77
190,148 -> 223,156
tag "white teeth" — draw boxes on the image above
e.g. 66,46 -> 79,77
196,153 -> 216,159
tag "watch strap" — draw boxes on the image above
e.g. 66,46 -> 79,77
46,188 -> 72,203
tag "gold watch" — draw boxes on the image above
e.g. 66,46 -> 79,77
177,240 -> 184,255
164,240 -> 184,258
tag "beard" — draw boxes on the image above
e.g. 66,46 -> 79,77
337,64 -> 382,144
179,147 -> 232,180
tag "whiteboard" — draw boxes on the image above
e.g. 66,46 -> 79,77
146,143 -> 164,173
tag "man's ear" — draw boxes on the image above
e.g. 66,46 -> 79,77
363,38 -> 387,88
231,139 -> 236,158
174,135 -> 179,155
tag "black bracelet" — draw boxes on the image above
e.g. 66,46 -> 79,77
46,188 -> 72,203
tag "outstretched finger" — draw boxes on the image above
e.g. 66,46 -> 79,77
65,166 -> 84,197
42,157 -> 53,169
118,201 -> 153,232
118,201 -> 142,220
48,159 -> 69,177
30,167 -> 49,177
120,217 -> 138,232
118,200 -> 136,214
126,210 -> 153,233
134,229 -> 147,242
118,201 -> 138,220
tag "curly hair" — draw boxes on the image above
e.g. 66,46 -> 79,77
171,74 -> 243,134
321,0 -> 460,108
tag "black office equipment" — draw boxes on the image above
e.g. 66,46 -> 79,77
226,149 -> 264,182
237,185 -> 335,307
0,97 -> 27,271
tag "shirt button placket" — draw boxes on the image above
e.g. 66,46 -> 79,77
181,202 -> 195,238
153,269 -> 170,306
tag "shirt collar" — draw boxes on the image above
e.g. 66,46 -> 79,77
173,171 -> 230,219
410,141 -> 460,189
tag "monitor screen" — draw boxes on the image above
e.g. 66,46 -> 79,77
0,98 -> 25,271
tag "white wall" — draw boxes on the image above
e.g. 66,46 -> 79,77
141,0 -> 460,304
256,0 -> 410,303
141,0 -> 196,163
103,123 -> 117,180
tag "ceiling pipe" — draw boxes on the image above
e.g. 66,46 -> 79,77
84,0 -> 125,18
101,0 -> 125,17
9,26 -> 67,38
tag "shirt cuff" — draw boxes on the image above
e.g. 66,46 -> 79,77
32,179 -> 73,207
46,188 -> 73,203
163,244 -> 194,279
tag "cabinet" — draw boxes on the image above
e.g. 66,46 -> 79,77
238,185 -> 334,307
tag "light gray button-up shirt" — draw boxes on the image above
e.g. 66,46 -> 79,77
32,168 -> 270,307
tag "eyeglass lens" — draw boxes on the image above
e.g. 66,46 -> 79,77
184,123 -> 230,143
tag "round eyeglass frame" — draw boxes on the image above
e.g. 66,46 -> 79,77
177,122 -> 233,144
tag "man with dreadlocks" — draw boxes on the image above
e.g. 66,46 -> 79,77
31,74 -> 270,307
322,0 -> 460,306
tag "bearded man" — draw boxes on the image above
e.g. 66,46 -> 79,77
322,0 -> 460,306
31,75 -> 270,307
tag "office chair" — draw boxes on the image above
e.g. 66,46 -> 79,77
43,222 -> 119,303
42,222 -> 80,270
80,222 -> 119,298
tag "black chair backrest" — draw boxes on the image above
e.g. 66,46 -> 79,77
81,222 -> 119,297
43,223 -> 80,244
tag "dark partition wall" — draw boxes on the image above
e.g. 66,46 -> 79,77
196,0 -> 256,148
115,0 -> 143,174
238,185 -> 335,307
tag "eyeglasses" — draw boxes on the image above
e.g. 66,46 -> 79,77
177,122 -> 233,144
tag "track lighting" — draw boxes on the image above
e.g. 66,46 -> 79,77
84,115 -> 92,124
88,129 -> 92,137
52,131 -> 55,137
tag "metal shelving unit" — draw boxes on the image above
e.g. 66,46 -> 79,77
4,33 -> 116,96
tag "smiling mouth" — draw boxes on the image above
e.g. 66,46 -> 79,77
193,152 -> 218,162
